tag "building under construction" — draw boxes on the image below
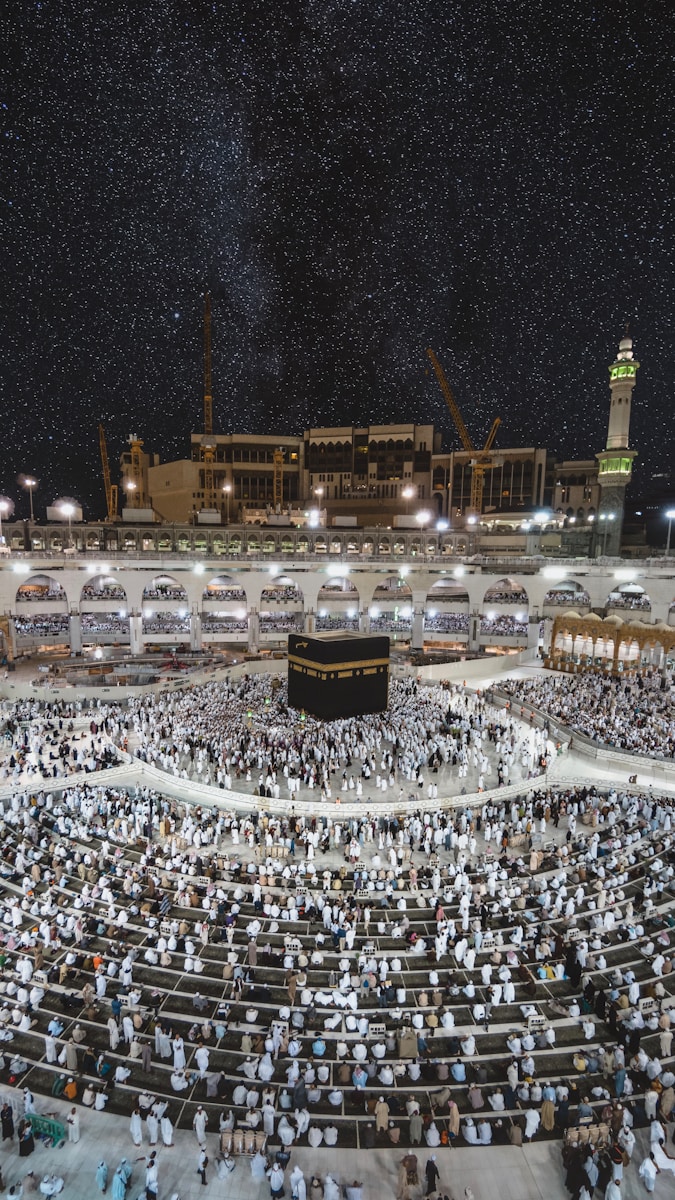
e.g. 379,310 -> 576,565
135,424 -> 593,530
103,303 -> 642,557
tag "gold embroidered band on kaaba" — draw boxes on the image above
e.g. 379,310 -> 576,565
289,654 -> 389,681
288,653 -> 390,673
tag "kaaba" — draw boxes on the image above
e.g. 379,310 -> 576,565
287,631 -> 390,719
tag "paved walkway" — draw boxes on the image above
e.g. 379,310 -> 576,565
0,1101 -> 661,1200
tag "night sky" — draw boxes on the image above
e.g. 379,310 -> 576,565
2,0 -> 674,519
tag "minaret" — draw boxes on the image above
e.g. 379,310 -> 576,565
595,330 -> 639,556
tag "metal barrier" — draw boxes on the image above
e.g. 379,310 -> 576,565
28,1113 -> 66,1146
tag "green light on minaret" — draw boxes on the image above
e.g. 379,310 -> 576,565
598,456 -> 633,476
609,364 -> 636,381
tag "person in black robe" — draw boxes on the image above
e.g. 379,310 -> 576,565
18,1119 -> 34,1157
1,1103 -> 14,1140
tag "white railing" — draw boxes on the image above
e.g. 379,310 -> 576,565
490,689 -> 675,789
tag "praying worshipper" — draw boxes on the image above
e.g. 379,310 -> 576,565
38,1176 -> 64,1197
462,1118 -> 480,1145
524,1108 -> 540,1141
477,1119 -> 492,1144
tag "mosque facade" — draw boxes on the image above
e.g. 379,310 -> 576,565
0,334 -> 665,667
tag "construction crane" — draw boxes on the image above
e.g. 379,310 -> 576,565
273,448 -> 284,510
98,424 -> 118,523
426,348 -> 501,515
203,292 -> 213,435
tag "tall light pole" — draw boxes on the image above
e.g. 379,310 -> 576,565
223,482 -> 232,524
416,509 -> 431,555
22,477 -> 37,522
599,511 -> 615,556
59,502 -> 75,549
666,508 -> 675,556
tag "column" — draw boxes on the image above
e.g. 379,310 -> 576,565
248,608 -> 259,653
8,618 -> 17,662
527,614 -> 539,650
190,611 -> 202,652
468,610 -> 481,653
359,609 -> 370,634
411,606 -> 424,651
129,613 -> 143,656
304,609 -> 316,635
69,611 -> 82,656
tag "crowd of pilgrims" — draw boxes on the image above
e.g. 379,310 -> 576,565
479,616 -> 528,637
0,763 -> 671,1197
501,671 -> 675,759
0,669 -> 674,1192
0,707 -> 122,784
126,677 -> 553,801
0,783 -> 673,1157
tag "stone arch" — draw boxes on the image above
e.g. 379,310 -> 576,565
16,573 -> 68,606
316,576 -> 360,631
260,574 -> 304,605
371,575 -> 413,606
424,579 -> 470,636
259,573 -> 304,634
141,574 -> 190,636
616,634 -> 641,669
425,579 -> 470,606
605,582 -> 651,613
79,574 -> 130,641
80,575 -> 127,606
370,575 -> 413,634
638,636 -> 666,670
480,578 -> 529,639
546,612 -> 675,675
317,576 -> 359,605
543,578 -> 591,608
482,577 -> 529,607
142,574 -> 188,603
14,573 -> 70,643
202,574 -> 247,604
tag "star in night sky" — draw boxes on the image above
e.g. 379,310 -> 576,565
1,0 -> 673,518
